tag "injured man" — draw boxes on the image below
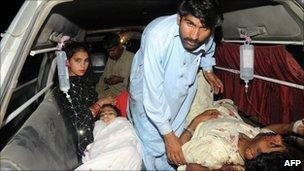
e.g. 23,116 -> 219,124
178,71 -> 304,171
75,104 -> 141,170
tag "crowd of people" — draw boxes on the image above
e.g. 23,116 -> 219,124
55,0 -> 304,170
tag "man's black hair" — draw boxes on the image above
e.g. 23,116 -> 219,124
102,33 -> 121,50
178,0 -> 223,28
245,152 -> 297,171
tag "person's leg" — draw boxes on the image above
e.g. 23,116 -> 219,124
141,149 -> 156,170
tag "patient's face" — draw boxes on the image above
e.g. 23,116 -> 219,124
245,133 -> 287,160
100,106 -> 117,124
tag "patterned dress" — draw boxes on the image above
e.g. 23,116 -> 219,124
57,75 -> 98,161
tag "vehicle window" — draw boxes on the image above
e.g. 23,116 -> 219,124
4,54 -> 43,120
16,55 -> 44,87
0,53 -> 50,150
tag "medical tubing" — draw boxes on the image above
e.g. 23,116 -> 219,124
244,87 -> 267,123
64,93 -> 85,156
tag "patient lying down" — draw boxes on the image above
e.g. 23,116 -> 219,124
178,71 -> 303,170
75,104 -> 141,170
179,105 -> 303,171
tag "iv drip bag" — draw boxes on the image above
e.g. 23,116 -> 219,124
56,51 -> 70,93
240,43 -> 254,84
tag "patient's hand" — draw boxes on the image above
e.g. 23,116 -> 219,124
195,109 -> 221,122
190,109 -> 221,130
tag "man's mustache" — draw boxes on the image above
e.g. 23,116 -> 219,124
183,38 -> 198,45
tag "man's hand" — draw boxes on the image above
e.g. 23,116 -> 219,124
104,75 -> 124,85
164,132 -> 186,166
204,71 -> 224,94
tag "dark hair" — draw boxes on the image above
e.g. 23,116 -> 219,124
252,132 -> 278,141
63,42 -> 90,59
178,0 -> 223,28
102,33 -> 121,50
245,152 -> 297,171
100,104 -> 121,117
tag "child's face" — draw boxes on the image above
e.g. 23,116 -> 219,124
100,106 -> 117,124
67,50 -> 89,76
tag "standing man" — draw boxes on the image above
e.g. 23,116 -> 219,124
96,33 -> 134,98
128,0 -> 223,170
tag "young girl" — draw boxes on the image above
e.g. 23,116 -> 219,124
75,104 -> 142,170
57,42 -> 116,161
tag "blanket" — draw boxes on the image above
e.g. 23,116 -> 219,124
75,117 -> 141,170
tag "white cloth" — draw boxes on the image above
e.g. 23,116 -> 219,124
179,105 -> 273,170
75,117 -> 142,170
179,74 -> 272,170
185,70 -> 213,127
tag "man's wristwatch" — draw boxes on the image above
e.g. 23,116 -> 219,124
204,69 -> 213,74
184,127 -> 194,136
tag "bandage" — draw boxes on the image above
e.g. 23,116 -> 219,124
293,119 -> 304,133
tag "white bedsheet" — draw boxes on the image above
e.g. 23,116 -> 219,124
75,117 -> 142,170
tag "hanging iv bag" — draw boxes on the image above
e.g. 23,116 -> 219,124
56,51 -> 70,93
240,42 -> 254,85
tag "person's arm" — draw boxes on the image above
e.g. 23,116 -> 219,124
200,35 -> 223,94
180,109 -> 221,145
264,119 -> 304,135
200,35 -> 216,71
90,96 -> 116,117
141,33 -> 185,165
142,34 -> 172,136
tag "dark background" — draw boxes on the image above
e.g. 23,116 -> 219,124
1,0 -> 24,34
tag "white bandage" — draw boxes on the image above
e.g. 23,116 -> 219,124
292,119 -> 304,133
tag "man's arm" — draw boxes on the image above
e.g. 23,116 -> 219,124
141,33 -> 186,165
200,35 -> 223,94
200,35 -> 216,71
